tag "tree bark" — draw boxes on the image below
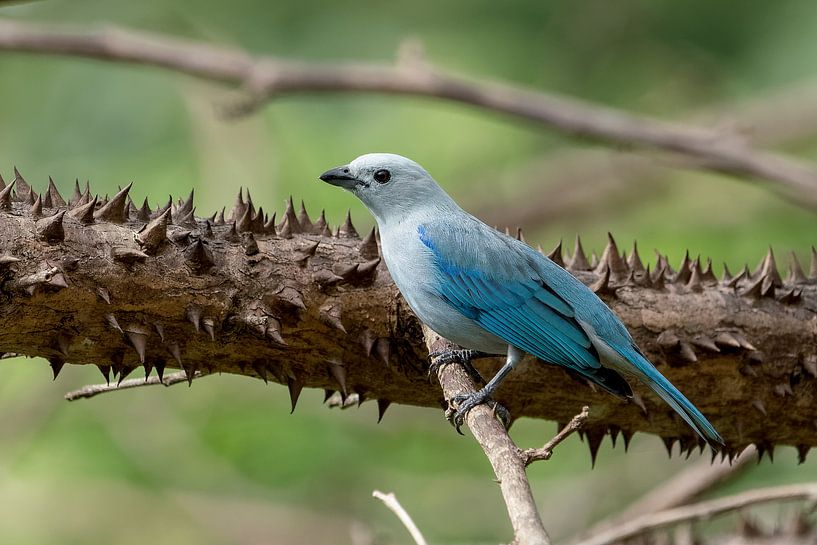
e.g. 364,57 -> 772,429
0,176 -> 815,459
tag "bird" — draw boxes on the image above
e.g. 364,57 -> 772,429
319,153 -> 723,445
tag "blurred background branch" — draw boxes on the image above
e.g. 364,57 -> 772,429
2,18 -> 817,209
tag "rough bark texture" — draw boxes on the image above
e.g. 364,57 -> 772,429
0,171 -> 816,459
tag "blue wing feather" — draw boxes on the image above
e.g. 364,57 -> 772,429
419,224 -> 600,371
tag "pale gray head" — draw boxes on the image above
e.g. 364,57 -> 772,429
319,153 -> 454,223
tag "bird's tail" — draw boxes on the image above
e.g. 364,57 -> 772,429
614,346 -> 724,446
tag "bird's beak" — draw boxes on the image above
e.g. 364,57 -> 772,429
319,165 -> 359,190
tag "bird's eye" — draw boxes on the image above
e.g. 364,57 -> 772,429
373,169 -> 391,184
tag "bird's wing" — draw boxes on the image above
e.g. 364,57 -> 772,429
417,222 -> 600,370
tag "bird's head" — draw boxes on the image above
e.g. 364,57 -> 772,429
319,153 -> 451,222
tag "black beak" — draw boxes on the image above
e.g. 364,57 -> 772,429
319,165 -> 359,189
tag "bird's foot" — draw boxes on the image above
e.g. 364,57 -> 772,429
428,349 -> 487,384
445,389 -> 511,434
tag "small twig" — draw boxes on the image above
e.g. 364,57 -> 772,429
519,406 -> 589,466
424,326 -> 551,545
64,370 -> 204,401
576,483 -> 817,545
372,490 -> 428,545
575,445 -> 757,542
2,19 -> 817,207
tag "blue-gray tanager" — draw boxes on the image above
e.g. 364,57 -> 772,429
320,153 -> 723,445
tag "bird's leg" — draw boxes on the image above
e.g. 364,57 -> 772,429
447,345 -> 522,432
428,348 -> 490,384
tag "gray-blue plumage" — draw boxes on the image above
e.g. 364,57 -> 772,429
320,153 -> 722,445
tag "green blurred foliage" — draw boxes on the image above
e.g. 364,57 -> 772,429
1,0 -> 816,543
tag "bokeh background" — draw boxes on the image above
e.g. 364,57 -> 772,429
1,1 -> 817,544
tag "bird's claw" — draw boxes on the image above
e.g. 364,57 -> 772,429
428,349 -> 485,384
445,390 -> 511,433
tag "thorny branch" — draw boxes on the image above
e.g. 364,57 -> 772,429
2,19 -> 817,206
519,406 -> 589,466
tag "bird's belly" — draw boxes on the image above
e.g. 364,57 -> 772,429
403,287 -> 507,354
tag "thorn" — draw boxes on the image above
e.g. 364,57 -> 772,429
714,332 -> 742,349
657,330 -> 680,349
547,239 -> 564,267
36,210 -> 66,242
184,239 -> 215,273
608,425 -> 620,448
787,251 -> 808,284
323,389 -> 335,403
288,377 -> 303,413
516,227 -> 526,243
359,227 -> 379,259
263,212 -> 276,235
797,444 -> 810,464
298,200 -> 314,233
293,240 -> 320,266
202,318 -> 215,341
751,398 -> 767,416
251,361 -> 268,384
155,360 -> 166,382
679,342 -> 697,362
29,192 -> 42,218
167,342 -> 182,367
68,179 -> 82,207
177,189 -> 194,217
136,208 -> 170,254
673,251 -> 692,285
177,208 -> 198,229
374,338 -> 390,366
700,258 -> 718,284
377,399 -> 392,423
229,188 -> 245,223
12,167 -> 30,202
125,326 -> 149,363
94,182 -> 132,223
187,306 -> 202,332
320,223 -> 332,238
106,314 -> 123,333
214,206 -> 225,226
740,276 -> 764,299
278,215 -> 293,239
328,361 -> 347,397
759,247 -> 783,287
312,269 -> 345,288
651,263 -> 666,290
69,195 -> 97,224
49,358 -> 65,380
319,300 -> 346,333
595,233 -> 628,281
359,329 -> 377,356
236,205 -> 253,233
338,210 -> 358,238
47,177 -> 66,208
721,262 -> 733,284
0,254 -> 20,266
621,429 -> 634,452
279,196 -> 302,234
590,266 -> 615,296
691,335 -> 719,353
135,198 -> 151,222
627,241 -> 644,273
314,209 -> 327,233
42,189 -> 53,209
0,178 -> 14,211
631,392 -> 648,415
98,364 -> 111,385
266,317 -> 286,345
111,247 -> 149,264
273,286 -> 305,310
686,258 -> 704,292
662,436 -> 677,458
585,427 -> 604,468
